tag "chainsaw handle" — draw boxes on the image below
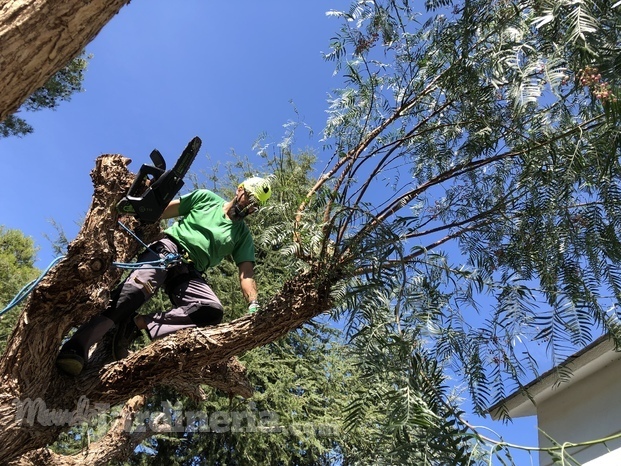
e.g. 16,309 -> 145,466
126,164 -> 165,198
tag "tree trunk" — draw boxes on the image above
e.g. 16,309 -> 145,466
0,0 -> 131,122
11,395 -> 152,466
0,154 -> 337,464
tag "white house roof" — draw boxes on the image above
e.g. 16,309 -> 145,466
488,335 -> 621,420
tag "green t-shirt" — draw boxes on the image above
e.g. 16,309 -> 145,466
164,189 -> 255,272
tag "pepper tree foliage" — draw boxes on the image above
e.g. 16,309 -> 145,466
0,52 -> 89,138
278,0 -> 621,459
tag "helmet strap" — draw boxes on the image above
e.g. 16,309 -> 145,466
233,201 -> 250,219
232,190 -> 257,219
232,193 -> 248,219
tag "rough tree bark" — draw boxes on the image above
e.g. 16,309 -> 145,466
11,395 -> 152,466
0,0 -> 131,122
0,154 -> 337,464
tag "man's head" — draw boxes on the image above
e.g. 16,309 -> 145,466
240,177 -> 272,205
233,177 -> 272,218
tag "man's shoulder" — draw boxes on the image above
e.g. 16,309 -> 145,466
183,189 -> 225,205
189,188 -> 221,198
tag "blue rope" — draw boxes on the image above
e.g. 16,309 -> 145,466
0,222 -> 183,316
116,220 -> 156,253
0,255 -> 66,316
112,252 -> 181,270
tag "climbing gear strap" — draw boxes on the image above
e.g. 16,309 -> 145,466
114,221 -> 183,270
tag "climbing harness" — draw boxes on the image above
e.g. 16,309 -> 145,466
116,136 -> 202,223
113,220 -> 183,270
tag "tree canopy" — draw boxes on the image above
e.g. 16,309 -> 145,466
0,54 -> 89,138
297,0 -> 621,408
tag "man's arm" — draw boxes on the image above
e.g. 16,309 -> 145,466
161,199 -> 181,220
238,261 -> 258,304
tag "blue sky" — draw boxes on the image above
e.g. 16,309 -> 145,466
1,1 -> 344,267
0,1 -> 539,463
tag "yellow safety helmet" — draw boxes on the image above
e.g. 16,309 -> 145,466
239,177 -> 272,206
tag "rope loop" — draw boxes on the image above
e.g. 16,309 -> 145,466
113,220 -> 183,270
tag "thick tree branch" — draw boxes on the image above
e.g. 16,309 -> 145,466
0,0 -> 131,122
86,276 -> 333,404
0,154 -> 163,462
12,395 -> 151,466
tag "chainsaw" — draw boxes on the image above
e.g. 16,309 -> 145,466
116,136 -> 202,223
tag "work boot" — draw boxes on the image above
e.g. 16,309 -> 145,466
112,312 -> 142,360
56,315 -> 115,376
56,347 -> 85,376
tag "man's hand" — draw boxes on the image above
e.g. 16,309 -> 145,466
248,300 -> 260,314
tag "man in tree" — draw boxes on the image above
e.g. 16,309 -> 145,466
56,176 -> 272,376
